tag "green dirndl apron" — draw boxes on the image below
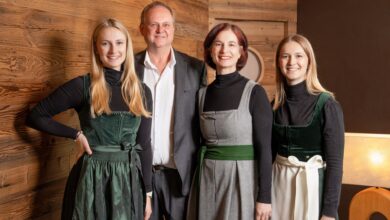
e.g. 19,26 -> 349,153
62,75 -> 145,220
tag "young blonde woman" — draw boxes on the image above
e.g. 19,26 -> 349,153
271,34 -> 344,220
27,18 -> 153,220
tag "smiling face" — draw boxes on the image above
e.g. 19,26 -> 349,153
210,29 -> 242,74
95,27 -> 127,71
278,41 -> 309,85
140,6 -> 175,50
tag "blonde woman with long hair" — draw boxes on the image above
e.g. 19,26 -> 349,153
27,18 -> 153,220
271,34 -> 344,220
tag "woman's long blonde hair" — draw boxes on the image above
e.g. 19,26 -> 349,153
90,18 -> 150,117
273,34 -> 334,110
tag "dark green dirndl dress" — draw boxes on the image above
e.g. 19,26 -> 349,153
62,75 -> 144,220
272,92 -> 339,220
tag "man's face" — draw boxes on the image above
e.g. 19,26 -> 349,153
140,6 -> 175,50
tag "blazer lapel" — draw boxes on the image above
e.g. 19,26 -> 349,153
135,51 -> 146,81
173,50 -> 188,118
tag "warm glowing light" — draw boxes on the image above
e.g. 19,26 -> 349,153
343,133 -> 390,188
369,151 -> 384,165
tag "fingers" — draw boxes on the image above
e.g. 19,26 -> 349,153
75,133 -> 92,161
84,143 -> 93,155
144,210 -> 152,220
75,145 -> 85,161
144,197 -> 152,220
257,213 -> 271,220
256,210 -> 271,220
257,212 -> 271,220
256,202 -> 272,220
79,133 -> 92,155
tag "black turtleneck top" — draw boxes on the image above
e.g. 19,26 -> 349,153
273,81 -> 344,218
26,68 -> 153,192
203,71 -> 273,204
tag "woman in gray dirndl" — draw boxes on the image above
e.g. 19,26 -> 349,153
26,18 -> 153,220
187,23 -> 273,220
271,34 -> 344,220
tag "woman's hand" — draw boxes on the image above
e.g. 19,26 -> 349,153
320,215 -> 335,220
144,195 -> 152,220
75,132 -> 92,160
256,202 -> 271,220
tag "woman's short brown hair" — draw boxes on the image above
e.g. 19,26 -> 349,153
203,23 -> 248,71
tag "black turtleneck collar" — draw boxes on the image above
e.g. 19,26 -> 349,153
213,71 -> 241,88
104,67 -> 122,86
285,81 -> 311,101
204,71 -> 249,111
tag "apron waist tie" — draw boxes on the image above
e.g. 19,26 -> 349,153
122,142 -> 144,220
275,154 -> 325,220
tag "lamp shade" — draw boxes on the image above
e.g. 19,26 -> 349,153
343,133 -> 390,188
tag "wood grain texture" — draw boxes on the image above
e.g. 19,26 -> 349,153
0,0 -> 297,218
0,0 -> 207,218
0,179 -> 66,219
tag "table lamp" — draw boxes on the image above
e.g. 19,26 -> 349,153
343,133 -> 390,219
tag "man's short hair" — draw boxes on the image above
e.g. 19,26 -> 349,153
140,1 -> 175,25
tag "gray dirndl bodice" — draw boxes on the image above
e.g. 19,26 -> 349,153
198,80 -> 255,146
191,80 -> 258,220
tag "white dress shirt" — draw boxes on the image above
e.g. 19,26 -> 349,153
143,49 -> 176,168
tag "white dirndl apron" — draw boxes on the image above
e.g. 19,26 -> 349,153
272,154 -> 325,220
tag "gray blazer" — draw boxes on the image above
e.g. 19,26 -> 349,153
134,49 -> 207,195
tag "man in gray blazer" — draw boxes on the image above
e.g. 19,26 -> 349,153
135,1 -> 206,219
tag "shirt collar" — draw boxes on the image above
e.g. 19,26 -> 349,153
144,48 -> 176,70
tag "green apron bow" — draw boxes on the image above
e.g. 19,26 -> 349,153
121,142 -> 144,220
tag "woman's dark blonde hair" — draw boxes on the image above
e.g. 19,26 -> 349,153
273,34 -> 334,110
90,18 -> 150,117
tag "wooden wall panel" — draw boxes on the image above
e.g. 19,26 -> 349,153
208,0 -> 297,100
0,0 -> 208,219
0,0 -> 296,218
0,179 -> 66,219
